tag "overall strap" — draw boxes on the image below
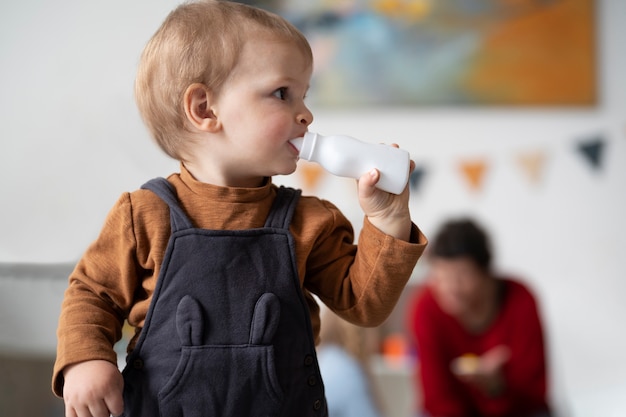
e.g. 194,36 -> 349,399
141,178 -> 194,232
264,186 -> 301,230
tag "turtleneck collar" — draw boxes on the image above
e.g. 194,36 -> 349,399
177,163 -> 274,204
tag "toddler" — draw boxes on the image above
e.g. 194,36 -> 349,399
53,2 -> 426,416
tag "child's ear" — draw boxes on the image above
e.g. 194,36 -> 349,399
183,83 -> 221,132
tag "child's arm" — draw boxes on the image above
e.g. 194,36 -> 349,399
53,192 -> 146,410
62,360 -> 124,417
357,147 -> 414,241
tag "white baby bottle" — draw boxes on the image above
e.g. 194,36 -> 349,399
290,132 -> 410,195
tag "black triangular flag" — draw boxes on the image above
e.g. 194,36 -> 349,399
409,165 -> 427,193
577,137 -> 606,171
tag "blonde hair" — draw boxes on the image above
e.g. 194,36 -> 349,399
135,0 -> 313,160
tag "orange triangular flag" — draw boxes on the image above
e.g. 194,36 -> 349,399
516,151 -> 547,185
298,161 -> 325,190
459,160 -> 488,191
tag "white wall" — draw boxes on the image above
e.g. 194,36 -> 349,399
1,0 -> 625,415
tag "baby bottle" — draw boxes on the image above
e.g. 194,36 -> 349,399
290,132 -> 410,195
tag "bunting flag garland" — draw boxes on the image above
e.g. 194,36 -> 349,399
459,159 -> 488,192
409,165 -> 427,193
576,136 -> 606,171
516,150 -> 548,185
298,160 -> 326,190
286,133 -> 613,198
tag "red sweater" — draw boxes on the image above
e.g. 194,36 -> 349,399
407,279 -> 550,417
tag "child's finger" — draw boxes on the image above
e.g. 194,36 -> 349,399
357,169 -> 380,196
88,399 -> 113,417
105,392 -> 124,417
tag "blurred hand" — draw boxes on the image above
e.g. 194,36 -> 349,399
451,345 -> 511,396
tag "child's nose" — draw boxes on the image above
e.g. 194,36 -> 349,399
297,106 -> 313,126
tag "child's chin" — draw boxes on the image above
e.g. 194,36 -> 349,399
277,164 -> 298,176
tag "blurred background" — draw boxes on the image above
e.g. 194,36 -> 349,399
0,0 -> 624,416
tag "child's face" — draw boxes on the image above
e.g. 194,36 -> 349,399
208,34 -> 313,187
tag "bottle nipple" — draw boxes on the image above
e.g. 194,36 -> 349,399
290,137 -> 304,152
290,132 -> 318,160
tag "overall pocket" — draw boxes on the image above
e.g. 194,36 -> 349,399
156,293 -> 284,417
158,344 -> 284,417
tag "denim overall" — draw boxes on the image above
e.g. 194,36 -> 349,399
121,178 -> 327,417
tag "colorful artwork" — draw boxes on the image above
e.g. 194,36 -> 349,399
247,0 -> 596,107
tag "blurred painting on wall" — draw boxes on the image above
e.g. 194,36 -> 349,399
246,0 -> 596,107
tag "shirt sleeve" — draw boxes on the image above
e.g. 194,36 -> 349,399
52,193 -> 141,397
305,205 -> 427,327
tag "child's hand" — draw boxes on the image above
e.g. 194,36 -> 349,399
63,359 -> 124,417
357,145 -> 414,241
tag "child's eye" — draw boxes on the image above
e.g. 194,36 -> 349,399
272,87 -> 288,100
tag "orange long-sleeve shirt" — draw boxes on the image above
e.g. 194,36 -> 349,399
53,166 -> 426,396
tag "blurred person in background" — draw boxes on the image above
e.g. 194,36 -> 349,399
407,218 -> 551,417
318,307 -> 384,417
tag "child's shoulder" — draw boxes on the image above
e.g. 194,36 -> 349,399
290,191 -> 353,236
294,192 -> 346,219
128,183 -> 170,207
108,180 -> 171,225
